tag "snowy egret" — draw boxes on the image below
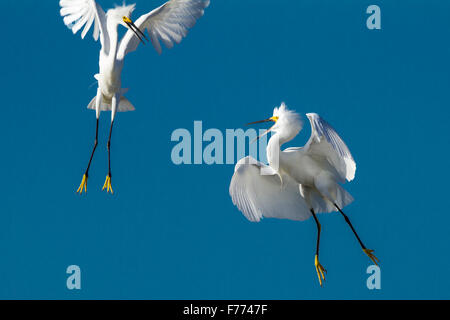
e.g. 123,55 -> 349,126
60,0 -> 210,194
229,103 -> 379,286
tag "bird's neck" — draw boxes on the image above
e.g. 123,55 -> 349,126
106,20 -> 120,64
266,132 -> 294,169
267,134 -> 281,169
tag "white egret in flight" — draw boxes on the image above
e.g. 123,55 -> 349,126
229,103 -> 379,286
59,0 -> 210,194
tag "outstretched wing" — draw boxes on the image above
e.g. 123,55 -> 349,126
117,0 -> 210,59
229,156 -> 311,222
304,113 -> 356,182
59,0 -> 109,50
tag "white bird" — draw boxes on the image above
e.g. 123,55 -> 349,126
59,0 -> 210,194
229,103 -> 378,286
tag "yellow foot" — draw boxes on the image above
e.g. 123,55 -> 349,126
363,248 -> 379,265
76,174 -> 88,194
102,175 -> 114,194
314,255 -> 327,287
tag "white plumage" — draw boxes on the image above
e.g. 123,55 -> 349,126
231,157 -> 311,222
118,0 -> 210,57
60,0 -> 210,115
230,103 -> 356,221
60,0 -> 210,194
305,113 -> 356,182
229,103 -> 378,286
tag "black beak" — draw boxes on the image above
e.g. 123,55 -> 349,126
126,21 -> 148,45
246,118 -> 274,126
245,118 -> 276,142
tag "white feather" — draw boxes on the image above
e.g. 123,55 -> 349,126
304,113 -> 356,182
230,156 -> 312,222
230,104 -> 357,218
60,0 -> 209,119
117,0 -> 210,58
60,0 -> 108,48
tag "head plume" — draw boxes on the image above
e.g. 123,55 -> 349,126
107,3 -> 136,19
271,102 -> 303,138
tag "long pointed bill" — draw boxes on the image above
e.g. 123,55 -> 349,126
127,22 -> 146,44
124,17 -> 148,45
246,117 -> 278,143
252,127 -> 273,143
246,118 -> 273,125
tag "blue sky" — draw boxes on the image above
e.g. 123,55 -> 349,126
0,0 -> 449,299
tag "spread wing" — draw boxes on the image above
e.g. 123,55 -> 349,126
59,0 -> 109,51
229,157 -> 312,222
304,113 -> 356,182
117,0 -> 210,59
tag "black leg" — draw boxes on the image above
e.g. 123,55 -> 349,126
77,118 -> 99,194
107,120 -> 114,177
103,120 -> 114,193
311,208 -> 326,286
334,203 -> 379,265
334,203 -> 365,249
310,209 -> 322,256
86,118 -> 99,174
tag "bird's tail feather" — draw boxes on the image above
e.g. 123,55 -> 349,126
300,183 -> 354,214
332,184 -> 354,211
87,95 -> 135,112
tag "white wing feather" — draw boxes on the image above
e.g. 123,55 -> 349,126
117,0 -> 210,59
304,113 -> 356,182
59,0 -> 109,50
229,157 -> 312,222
